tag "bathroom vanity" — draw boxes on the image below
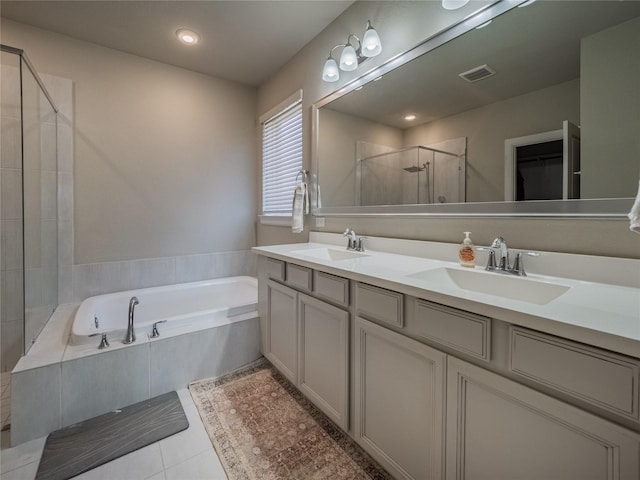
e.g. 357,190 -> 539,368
253,234 -> 640,480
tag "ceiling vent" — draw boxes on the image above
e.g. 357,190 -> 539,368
459,64 -> 496,83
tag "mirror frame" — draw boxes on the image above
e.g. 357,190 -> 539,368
311,0 -> 634,218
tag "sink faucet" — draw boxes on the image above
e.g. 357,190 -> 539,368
343,228 -> 365,252
343,228 -> 356,249
481,237 -> 539,276
491,236 -> 510,271
123,296 -> 139,344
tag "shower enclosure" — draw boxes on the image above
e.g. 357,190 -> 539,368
1,45 -> 59,371
356,143 -> 465,206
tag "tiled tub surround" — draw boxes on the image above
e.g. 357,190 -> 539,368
10,276 -> 261,446
71,249 -> 256,302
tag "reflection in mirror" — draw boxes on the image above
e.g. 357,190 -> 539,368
314,0 -> 640,214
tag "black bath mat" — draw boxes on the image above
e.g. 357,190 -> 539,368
35,391 -> 189,480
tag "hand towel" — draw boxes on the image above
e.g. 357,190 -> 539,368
292,182 -> 307,233
628,180 -> 640,234
303,181 -> 310,215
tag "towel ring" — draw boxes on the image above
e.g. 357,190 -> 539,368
296,169 -> 309,184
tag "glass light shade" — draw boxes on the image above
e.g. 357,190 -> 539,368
361,27 -> 382,57
442,0 -> 470,10
322,57 -> 340,82
339,45 -> 358,71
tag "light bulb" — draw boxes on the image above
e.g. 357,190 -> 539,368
362,24 -> 382,57
442,0 -> 470,10
339,44 -> 358,71
176,29 -> 200,45
322,57 -> 340,82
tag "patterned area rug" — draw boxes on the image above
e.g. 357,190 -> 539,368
189,358 -> 392,480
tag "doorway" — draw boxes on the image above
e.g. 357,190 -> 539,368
515,140 -> 563,200
504,121 -> 581,201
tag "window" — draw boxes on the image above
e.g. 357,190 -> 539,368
260,91 -> 303,223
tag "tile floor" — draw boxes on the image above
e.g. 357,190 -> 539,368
0,386 -> 228,480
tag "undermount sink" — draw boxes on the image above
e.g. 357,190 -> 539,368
290,247 -> 370,261
407,267 -> 570,305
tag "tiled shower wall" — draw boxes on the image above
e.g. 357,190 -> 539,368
0,63 -> 74,371
1,58 -> 24,372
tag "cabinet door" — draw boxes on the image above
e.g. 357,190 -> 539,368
265,280 -> 298,384
298,293 -> 349,429
354,317 -> 446,480
446,357 -> 640,480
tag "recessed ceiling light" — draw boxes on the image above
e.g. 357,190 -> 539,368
404,114 -> 417,121
176,29 -> 200,45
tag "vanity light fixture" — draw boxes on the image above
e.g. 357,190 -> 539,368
322,20 -> 382,82
176,28 -> 200,45
442,0 -> 470,10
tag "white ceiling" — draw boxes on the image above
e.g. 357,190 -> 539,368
0,0 -> 354,86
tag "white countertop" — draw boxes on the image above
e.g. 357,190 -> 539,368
253,236 -> 640,358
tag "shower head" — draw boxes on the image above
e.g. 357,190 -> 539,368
403,165 -> 424,173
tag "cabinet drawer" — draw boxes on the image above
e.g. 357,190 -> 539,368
409,298 -> 491,362
313,271 -> 349,307
355,283 -> 403,327
286,263 -> 312,292
509,327 -> 640,421
265,257 -> 285,281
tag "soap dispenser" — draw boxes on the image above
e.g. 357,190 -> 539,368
459,231 -> 476,268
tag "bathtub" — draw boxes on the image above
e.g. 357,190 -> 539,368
72,276 -> 258,345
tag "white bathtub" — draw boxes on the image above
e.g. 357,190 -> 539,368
72,276 -> 258,345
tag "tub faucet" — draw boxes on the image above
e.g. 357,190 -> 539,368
123,296 -> 139,344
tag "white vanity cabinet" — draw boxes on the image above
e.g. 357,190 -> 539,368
298,293 -> 349,429
354,316 -> 446,480
446,357 -> 640,480
255,248 -> 640,480
264,279 -> 298,384
261,258 -> 350,430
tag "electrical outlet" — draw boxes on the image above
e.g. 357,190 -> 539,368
315,217 -> 325,227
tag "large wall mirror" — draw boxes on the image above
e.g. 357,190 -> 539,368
312,0 -> 639,217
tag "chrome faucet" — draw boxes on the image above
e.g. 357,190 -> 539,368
481,237 -> 540,276
123,296 -> 139,344
343,228 -> 356,249
343,228 -> 365,252
491,236 -> 510,271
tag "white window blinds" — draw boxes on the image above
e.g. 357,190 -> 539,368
261,94 -> 303,216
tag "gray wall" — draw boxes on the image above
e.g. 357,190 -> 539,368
257,1 -> 639,258
581,16 -> 640,199
1,19 -> 258,266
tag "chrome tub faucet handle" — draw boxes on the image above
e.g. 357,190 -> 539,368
150,320 -> 167,338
